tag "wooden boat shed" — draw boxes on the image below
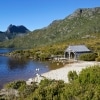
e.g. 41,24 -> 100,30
64,45 -> 91,60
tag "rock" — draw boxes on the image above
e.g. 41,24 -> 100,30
6,24 -> 30,33
67,7 -> 100,19
0,88 -> 19,97
5,24 -> 30,39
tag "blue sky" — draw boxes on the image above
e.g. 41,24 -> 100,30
0,0 -> 100,31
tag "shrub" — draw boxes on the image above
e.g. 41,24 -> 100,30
68,71 -> 78,82
5,80 -> 26,90
95,56 -> 100,62
79,53 -> 97,61
78,65 -> 100,85
20,82 -> 37,98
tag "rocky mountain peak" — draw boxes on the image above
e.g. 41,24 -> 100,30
6,24 -> 30,33
68,7 -> 100,19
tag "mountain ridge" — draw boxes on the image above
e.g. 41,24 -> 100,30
0,24 -> 30,41
6,24 -> 29,33
0,7 -> 100,48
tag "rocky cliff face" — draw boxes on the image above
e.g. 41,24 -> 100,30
5,24 -> 30,39
0,24 -> 30,41
6,24 -> 29,33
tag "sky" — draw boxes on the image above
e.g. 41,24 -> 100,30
0,0 -> 100,31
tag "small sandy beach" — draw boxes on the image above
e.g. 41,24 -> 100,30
26,61 -> 100,84
41,61 -> 100,83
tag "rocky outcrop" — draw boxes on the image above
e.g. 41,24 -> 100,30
0,24 -> 30,41
0,88 -> 19,99
5,24 -> 30,39
6,24 -> 29,33
68,7 -> 100,19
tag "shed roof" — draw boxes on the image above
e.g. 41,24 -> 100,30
65,45 -> 91,52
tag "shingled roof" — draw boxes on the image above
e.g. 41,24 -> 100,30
65,45 -> 91,52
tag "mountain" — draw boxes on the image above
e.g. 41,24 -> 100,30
0,7 -> 100,48
0,24 -> 30,41
6,24 -> 29,33
0,31 -> 7,42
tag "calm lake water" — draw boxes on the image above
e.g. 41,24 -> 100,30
0,48 -> 63,89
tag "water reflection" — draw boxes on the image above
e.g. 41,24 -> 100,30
0,48 -> 66,89
48,62 -> 64,70
8,58 -> 29,70
0,55 -> 49,89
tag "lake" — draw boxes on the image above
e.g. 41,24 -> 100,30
0,48 -> 64,89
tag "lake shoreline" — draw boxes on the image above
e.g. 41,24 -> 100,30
26,61 -> 100,84
0,48 -> 52,90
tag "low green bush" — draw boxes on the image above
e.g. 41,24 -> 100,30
79,53 -> 97,61
96,56 -> 100,62
78,65 -> 100,85
5,80 -> 26,90
68,71 -> 78,82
